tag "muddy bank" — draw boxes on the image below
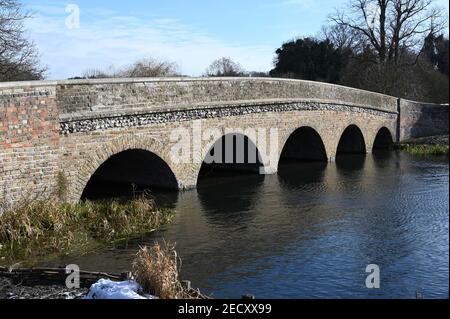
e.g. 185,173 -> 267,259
0,277 -> 87,299
0,266 -> 123,300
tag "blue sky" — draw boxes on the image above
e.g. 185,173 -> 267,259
22,0 -> 449,80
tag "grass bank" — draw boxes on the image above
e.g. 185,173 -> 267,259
0,196 -> 174,266
394,143 -> 449,156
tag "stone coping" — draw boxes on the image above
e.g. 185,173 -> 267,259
0,77 -> 395,99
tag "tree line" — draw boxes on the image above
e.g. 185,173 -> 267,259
1,0 -> 448,103
270,0 -> 449,103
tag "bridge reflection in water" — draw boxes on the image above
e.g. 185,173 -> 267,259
44,125 -> 448,298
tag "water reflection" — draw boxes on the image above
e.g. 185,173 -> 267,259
277,160 -> 328,191
43,152 -> 449,299
336,154 -> 366,171
197,174 -> 264,226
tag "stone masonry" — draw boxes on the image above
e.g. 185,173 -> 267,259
399,99 -> 449,140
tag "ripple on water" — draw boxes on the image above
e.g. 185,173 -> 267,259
43,154 -> 449,299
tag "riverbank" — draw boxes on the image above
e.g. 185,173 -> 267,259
0,195 -> 175,266
395,135 -> 449,156
0,244 -> 206,299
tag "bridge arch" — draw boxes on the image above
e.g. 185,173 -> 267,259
196,132 -> 266,185
279,126 -> 328,164
73,135 -> 182,201
373,127 -> 394,151
81,149 -> 179,200
336,124 -> 367,155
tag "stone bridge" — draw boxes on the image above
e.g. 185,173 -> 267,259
0,78 -> 448,205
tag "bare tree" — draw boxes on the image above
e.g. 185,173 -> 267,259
81,58 -> 180,79
82,68 -> 110,79
321,24 -> 365,52
0,0 -> 46,81
206,57 -> 244,77
118,58 -> 180,77
331,0 -> 447,65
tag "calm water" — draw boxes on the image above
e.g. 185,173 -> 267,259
46,152 -> 449,299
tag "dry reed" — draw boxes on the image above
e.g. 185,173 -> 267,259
132,243 -> 193,299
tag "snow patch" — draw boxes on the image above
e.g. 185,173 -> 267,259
84,279 -> 156,300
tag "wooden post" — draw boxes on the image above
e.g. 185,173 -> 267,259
121,272 -> 132,281
181,280 -> 192,290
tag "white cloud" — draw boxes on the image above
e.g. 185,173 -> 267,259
24,3 -> 275,79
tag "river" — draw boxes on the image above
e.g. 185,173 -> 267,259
44,152 -> 449,299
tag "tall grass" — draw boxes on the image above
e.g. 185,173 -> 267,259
0,196 -> 174,265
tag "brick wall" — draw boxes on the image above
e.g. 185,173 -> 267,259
0,85 -> 60,208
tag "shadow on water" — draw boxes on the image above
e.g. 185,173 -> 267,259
335,154 -> 366,172
277,160 -> 328,191
196,132 -> 266,224
197,173 -> 265,224
372,150 -> 395,168
80,180 -> 180,209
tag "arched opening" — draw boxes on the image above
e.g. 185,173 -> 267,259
197,133 -> 264,185
373,127 -> 394,151
81,149 -> 178,200
336,125 -> 367,156
279,127 -> 327,165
